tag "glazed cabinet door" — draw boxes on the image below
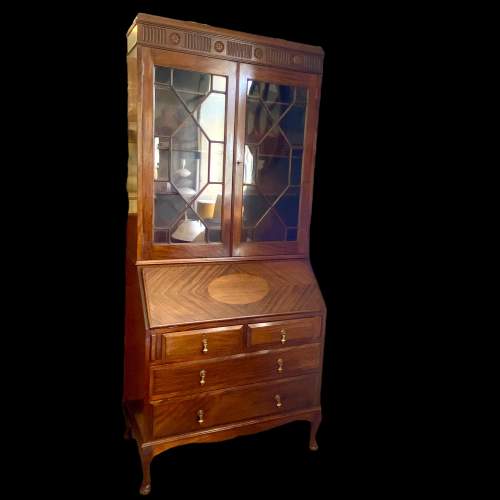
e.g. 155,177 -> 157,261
232,64 -> 322,257
139,48 -> 237,259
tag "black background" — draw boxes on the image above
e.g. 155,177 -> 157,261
17,1 -> 420,496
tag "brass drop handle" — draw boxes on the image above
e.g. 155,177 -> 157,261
277,358 -> 284,373
199,369 -> 206,385
275,394 -> 283,408
202,338 -> 208,354
197,410 -> 205,424
280,329 -> 287,344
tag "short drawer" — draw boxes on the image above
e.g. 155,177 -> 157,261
160,325 -> 244,362
152,373 -> 319,438
248,316 -> 321,348
150,343 -> 321,399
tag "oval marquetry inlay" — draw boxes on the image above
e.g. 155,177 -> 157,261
208,273 -> 269,305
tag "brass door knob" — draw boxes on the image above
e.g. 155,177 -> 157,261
202,338 -> 208,353
274,394 -> 283,408
277,358 -> 284,373
197,410 -> 204,424
199,369 -> 206,385
280,329 -> 287,344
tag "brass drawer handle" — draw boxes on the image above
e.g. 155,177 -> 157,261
199,369 -> 206,385
277,358 -> 284,373
275,394 -> 283,408
197,410 -> 204,424
202,338 -> 208,354
280,329 -> 287,344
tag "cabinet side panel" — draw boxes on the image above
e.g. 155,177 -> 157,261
127,46 -> 138,216
124,260 -> 146,401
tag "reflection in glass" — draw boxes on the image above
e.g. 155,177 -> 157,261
254,210 -> 286,241
171,208 -> 206,243
212,75 -> 227,92
172,69 -> 210,94
155,86 -> 189,136
153,65 -> 226,244
275,186 -> 300,227
176,91 -> 206,112
280,104 -> 306,146
246,100 -> 274,143
210,143 -> 224,183
155,66 -> 171,84
242,79 -> 308,242
199,93 -> 226,141
154,193 -> 186,228
242,185 -> 270,227
257,156 -> 289,203
244,145 -> 256,185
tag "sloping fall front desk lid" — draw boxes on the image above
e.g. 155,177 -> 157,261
141,259 -> 325,329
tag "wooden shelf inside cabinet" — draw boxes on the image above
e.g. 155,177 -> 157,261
124,12 -> 325,496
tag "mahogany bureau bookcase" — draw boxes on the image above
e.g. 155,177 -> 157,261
123,13 -> 326,495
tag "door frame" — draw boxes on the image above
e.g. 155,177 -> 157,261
138,47 -> 237,260
232,63 -> 322,257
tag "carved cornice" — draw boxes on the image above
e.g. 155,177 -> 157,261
129,17 -> 323,74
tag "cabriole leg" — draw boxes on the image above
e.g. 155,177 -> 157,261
309,414 -> 321,451
139,446 -> 153,495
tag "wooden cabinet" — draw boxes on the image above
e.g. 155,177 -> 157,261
123,13 -> 325,495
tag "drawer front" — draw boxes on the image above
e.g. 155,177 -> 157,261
249,316 -> 321,347
161,325 -> 244,362
150,343 -> 321,399
152,374 -> 319,438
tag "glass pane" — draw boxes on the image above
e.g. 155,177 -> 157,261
154,137 -> 170,180
295,87 -> 308,104
266,102 -> 291,123
153,65 -> 227,245
279,104 -> 306,146
154,192 -> 186,228
244,145 -> 257,185
195,184 -> 222,224
212,75 -> 227,92
195,184 -> 223,243
172,69 -> 210,94
171,118 -> 209,203
172,115 -> 205,151
242,185 -> 270,227
176,91 -> 206,113
290,150 -> 303,186
261,83 -> 294,104
155,67 -> 171,84
287,227 -> 298,241
210,143 -> 224,183
275,187 -> 300,227
241,79 -> 307,243
171,208 -> 207,243
154,86 -> 189,137
246,99 -> 274,143
259,128 -> 290,156
256,156 -> 289,203
254,210 -> 286,241
198,93 -> 226,141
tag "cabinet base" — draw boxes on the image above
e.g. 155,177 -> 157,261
124,401 -> 321,495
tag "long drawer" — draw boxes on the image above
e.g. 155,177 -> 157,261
248,316 -> 321,348
150,343 -> 321,399
152,374 -> 319,438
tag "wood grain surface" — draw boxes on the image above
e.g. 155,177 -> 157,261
152,374 -> 318,438
150,343 -> 321,399
142,259 -> 324,328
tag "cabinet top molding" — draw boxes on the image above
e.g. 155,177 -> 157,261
128,13 -> 324,74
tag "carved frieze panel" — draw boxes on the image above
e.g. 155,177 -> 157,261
134,22 -> 323,74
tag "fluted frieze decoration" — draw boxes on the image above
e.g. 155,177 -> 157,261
130,18 -> 323,74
